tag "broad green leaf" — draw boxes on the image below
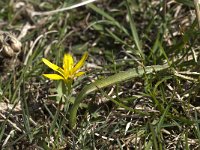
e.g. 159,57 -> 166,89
69,64 -> 169,128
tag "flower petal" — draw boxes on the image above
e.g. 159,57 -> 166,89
75,71 -> 85,77
63,53 -> 74,72
43,74 -> 64,80
72,52 -> 88,74
42,58 -> 65,76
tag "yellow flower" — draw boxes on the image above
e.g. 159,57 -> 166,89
42,52 -> 88,82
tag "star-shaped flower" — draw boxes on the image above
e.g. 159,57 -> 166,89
42,52 -> 88,82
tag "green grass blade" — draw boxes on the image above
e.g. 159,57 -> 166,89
69,64 -> 169,128
98,87 -> 149,116
126,0 -> 144,59
194,110 -> 200,144
88,3 -> 130,36
156,104 -> 171,149
149,123 -> 158,150
106,28 -> 128,46
176,0 -> 194,7
49,106 -> 60,135
21,75 -> 33,142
